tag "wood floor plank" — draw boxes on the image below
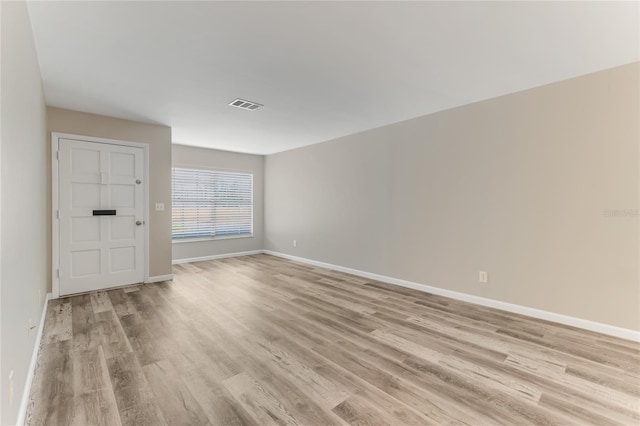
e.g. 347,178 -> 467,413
70,347 -> 121,426
26,341 -> 74,426
181,366 -> 258,426
90,291 -> 114,314
70,294 -> 100,352
42,300 -> 72,344
26,254 -> 640,426
141,359 -> 211,425
332,395 -> 392,426
241,331 -> 352,410
95,311 -> 133,360
106,352 -> 167,426
312,340 -> 490,425
118,313 -> 166,367
313,363 -> 438,426
107,289 -> 138,318
197,314 -> 348,425
222,372 -> 303,426
243,308 -> 450,425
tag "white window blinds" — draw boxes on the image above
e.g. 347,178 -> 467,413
172,168 -> 253,239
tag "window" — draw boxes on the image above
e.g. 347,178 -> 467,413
172,168 -> 253,240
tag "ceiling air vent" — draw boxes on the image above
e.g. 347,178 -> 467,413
229,98 -> 263,111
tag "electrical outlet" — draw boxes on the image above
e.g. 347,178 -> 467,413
155,202 -> 165,211
479,271 -> 489,283
8,370 -> 14,407
292,239 -> 297,247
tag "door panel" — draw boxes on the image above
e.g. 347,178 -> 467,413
71,249 -> 101,277
72,183 -> 101,207
71,217 -> 101,242
109,152 -> 136,176
110,216 -> 136,240
110,247 -> 136,272
110,185 -> 135,207
71,148 -> 100,175
59,138 -> 144,296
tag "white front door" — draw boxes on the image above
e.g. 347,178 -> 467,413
58,138 -> 145,296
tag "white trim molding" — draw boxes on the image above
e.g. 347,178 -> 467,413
17,293 -> 51,426
172,250 -> 263,265
263,250 -> 640,343
146,274 -> 174,283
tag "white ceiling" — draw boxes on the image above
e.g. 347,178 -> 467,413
27,1 -> 639,155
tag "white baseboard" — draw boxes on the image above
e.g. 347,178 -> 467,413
263,250 -> 640,343
145,274 -> 173,283
17,292 -> 51,426
172,250 -> 263,265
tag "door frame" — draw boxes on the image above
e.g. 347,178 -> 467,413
51,132 -> 150,298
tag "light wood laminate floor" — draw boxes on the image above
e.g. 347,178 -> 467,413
27,254 -> 640,425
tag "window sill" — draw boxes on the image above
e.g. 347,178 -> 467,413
172,234 -> 254,244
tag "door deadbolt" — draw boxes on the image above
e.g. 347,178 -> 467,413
136,179 -> 142,184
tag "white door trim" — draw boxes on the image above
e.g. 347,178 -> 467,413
51,132 -> 150,298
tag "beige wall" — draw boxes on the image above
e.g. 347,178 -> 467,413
1,1 -> 49,423
47,107 -> 173,283
172,144 -> 264,261
265,63 -> 640,331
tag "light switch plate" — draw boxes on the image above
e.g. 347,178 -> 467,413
155,203 -> 165,211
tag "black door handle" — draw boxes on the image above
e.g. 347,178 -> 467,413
93,210 -> 116,216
